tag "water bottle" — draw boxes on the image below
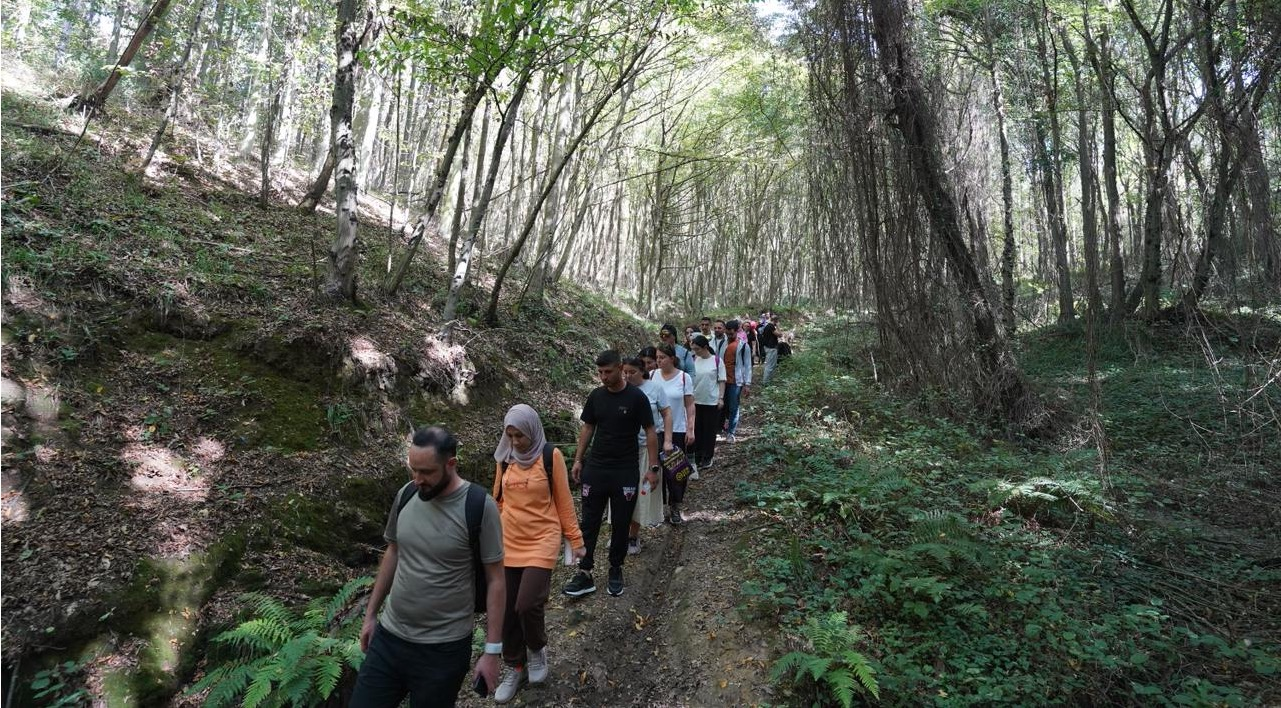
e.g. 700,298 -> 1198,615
641,479 -> 652,496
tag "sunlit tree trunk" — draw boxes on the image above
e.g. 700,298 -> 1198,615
325,0 -> 365,300
138,0 -> 207,174
442,70 -> 531,334
74,0 -> 176,114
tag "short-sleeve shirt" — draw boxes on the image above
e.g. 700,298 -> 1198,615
655,369 -> 695,433
691,355 -> 726,405
638,377 -> 670,445
380,480 -> 503,644
582,384 -> 654,468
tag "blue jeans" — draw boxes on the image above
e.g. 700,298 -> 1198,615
723,384 -> 742,436
349,624 -> 472,708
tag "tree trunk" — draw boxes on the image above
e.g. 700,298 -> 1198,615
299,148 -> 335,212
105,0 -> 129,66
137,0 -> 207,174
324,0 -> 365,301
383,79 -> 490,295
357,72 -> 385,189
867,0 -> 1033,423
1083,21 -> 1128,323
441,70 -> 531,335
1062,31 -> 1103,321
989,59 -> 1017,334
484,32 -> 658,324
1035,5 -> 1075,324
75,0 -> 176,114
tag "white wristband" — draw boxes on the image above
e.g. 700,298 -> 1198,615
483,642 -> 503,655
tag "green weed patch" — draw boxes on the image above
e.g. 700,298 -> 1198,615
743,316 -> 1280,705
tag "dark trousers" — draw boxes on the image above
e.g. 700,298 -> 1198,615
579,463 -> 637,573
658,432 -> 688,505
349,624 -> 471,708
693,404 -> 720,466
502,566 -> 552,665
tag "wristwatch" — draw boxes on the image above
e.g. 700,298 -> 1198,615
483,642 -> 503,655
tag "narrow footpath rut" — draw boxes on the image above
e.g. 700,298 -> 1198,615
458,406 -> 781,707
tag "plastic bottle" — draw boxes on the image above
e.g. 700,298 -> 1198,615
641,479 -> 652,495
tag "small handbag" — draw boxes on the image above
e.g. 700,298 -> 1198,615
659,447 -> 693,484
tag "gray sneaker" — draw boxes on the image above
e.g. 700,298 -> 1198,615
494,665 -> 526,704
527,647 -> 549,684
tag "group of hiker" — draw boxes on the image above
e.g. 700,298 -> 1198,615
348,315 -> 788,707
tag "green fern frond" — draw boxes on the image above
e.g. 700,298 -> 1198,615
195,664 -> 254,708
314,656 -> 343,699
275,634 -> 318,676
324,576 -> 374,625
772,612 -> 882,704
909,509 -> 969,544
852,657 -> 880,700
769,651 -> 810,681
213,618 -> 290,653
242,593 -> 296,629
242,670 -> 275,708
825,667 -> 856,708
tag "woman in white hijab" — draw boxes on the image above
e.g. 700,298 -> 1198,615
490,404 -> 585,703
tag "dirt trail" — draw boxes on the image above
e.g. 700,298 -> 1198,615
458,413 -> 780,707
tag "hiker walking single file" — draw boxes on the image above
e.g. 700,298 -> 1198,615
350,427 -> 505,707
563,350 -> 660,598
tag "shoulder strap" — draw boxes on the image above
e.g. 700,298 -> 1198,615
396,482 -> 417,514
465,482 -> 485,557
542,443 -> 554,487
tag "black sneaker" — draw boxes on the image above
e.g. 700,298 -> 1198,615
670,506 -> 684,526
607,566 -> 624,596
563,570 -> 595,597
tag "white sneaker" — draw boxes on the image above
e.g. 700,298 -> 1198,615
527,647 -> 549,684
494,665 -> 526,703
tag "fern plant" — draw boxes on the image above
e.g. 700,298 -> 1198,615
188,576 -> 372,708
771,611 -> 881,706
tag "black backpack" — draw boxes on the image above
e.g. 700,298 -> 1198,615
496,442 -> 556,503
396,481 -> 490,614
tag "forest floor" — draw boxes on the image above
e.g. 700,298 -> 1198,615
453,414 -> 781,708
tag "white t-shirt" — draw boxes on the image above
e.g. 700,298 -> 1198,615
690,354 -> 726,405
637,377 -> 669,444
655,369 -> 694,433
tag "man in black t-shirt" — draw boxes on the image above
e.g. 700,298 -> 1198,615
563,350 -> 659,598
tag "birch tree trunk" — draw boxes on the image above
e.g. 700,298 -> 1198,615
441,70 -> 532,335
324,0 -> 365,300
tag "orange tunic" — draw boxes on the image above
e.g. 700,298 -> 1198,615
491,447 -> 584,570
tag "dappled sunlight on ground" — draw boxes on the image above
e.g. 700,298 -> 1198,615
2,469 -> 28,523
190,436 -> 226,463
121,443 -> 209,501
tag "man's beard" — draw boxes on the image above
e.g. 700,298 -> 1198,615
417,475 -> 451,501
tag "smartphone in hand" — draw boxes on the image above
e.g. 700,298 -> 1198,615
472,674 -> 488,697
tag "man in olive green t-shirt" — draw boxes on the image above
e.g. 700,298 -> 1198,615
350,427 -> 505,707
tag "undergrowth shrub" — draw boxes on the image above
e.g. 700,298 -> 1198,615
743,316 -> 1279,705
188,576 -> 371,708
